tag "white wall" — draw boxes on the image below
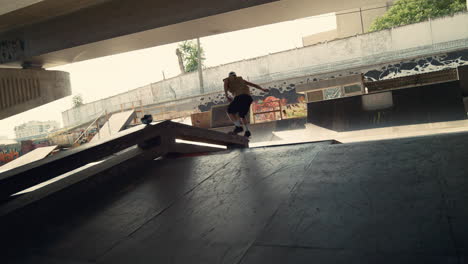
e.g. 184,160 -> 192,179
63,12 -> 468,127
302,30 -> 338,46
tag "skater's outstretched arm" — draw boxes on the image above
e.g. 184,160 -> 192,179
245,80 -> 269,93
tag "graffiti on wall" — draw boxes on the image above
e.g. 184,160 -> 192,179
323,87 -> 343,100
0,39 -> 24,64
252,96 -> 284,123
197,79 -> 308,123
191,48 -> 468,123
32,138 -> 51,148
364,49 -> 468,81
0,145 -> 20,165
252,95 -> 307,123
0,139 -> 51,166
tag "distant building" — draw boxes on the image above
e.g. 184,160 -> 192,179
14,120 -> 60,140
303,0 -> 396,46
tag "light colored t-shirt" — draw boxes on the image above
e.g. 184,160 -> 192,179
224,76 -> 250,97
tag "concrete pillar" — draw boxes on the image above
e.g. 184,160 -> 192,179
197,37 -> 204,94
0,68 -> 71,119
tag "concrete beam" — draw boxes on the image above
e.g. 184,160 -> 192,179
296,74 -> 364,93
0,0 -> 116,34
0,0 -> 43,16
0,68 -> 71,119
0,0 -> 386,68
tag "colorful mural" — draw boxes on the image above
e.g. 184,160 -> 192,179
0,144 -> 20,165
0,139 -> 51,166
283,102 -> 307,119
197,79 -> 308,123
252,96 -> 283,123
251,95 -> 307,123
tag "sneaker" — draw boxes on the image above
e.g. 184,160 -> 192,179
229,126 -> 243,135
244,130 -> 251,138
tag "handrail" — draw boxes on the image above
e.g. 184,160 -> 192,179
72,110 -> 107,145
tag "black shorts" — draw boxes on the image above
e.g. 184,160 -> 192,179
227,94 -> 253,118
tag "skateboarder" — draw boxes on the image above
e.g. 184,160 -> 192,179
224,71 -> 269,137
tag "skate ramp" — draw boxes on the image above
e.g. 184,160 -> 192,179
272,119 -> 468,145
90,110 -> 136,143
3,131 -> 468,263
0,121 -> 248,202
0,145 -> 57,173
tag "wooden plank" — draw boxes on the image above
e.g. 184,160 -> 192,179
191,112 -> 211,128
306,90 -> 324,102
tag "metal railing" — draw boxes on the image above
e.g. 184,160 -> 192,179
252,100 -> 283,124
72,110 -> 110,146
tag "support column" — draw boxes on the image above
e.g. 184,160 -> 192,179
197,37 -> 204,95
0,68 -> 71,119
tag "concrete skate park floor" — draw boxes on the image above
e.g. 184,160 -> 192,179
212,119 -> 468,147
2,130 -> 468,263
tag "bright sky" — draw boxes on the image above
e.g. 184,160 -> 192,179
0,13 -> 336,139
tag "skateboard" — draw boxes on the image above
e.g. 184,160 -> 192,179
227,131 -> 251,138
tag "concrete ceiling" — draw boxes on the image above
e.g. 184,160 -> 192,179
0,0 -> 385,68
0,0 -> 43,16
0,0 -> 113,33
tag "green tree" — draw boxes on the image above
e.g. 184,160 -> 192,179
369,0 -> 466,32
177,40 -> 205,73
72,94 -> 84,108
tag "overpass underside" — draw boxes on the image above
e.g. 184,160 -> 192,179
0,0 -> 384,68
0,0 -> 385,119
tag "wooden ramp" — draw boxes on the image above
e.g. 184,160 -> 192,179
0,146 -> 57,173
90,110 -> 136,143
0,121 -> 248,204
